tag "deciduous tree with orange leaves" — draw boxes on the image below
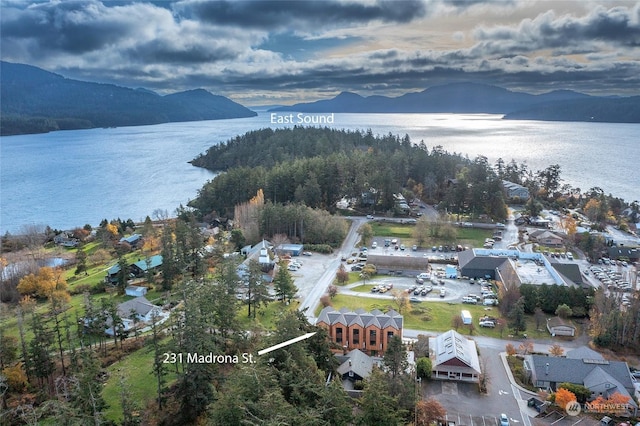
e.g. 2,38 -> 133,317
555,387 -> 577,409
549,344 -> 565,357
16,267 -> 68,300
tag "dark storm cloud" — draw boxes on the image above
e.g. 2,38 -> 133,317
1,1 -> 139,54
125,39 -> 238,64
179,0 -> 428,30
474,4 -> 640,53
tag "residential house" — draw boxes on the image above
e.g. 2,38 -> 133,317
428,329 -> 481,382
105,296 -> 163,336
106,254 -> 163,284
336,349 -> 378,382
524,350 -> 637,414
529,230 -> 564,247
129,255 -> 163,277
54,232 -> 79,247
119,233 -> 142,249
316,307 -> 403,356
502,180 -> 530,200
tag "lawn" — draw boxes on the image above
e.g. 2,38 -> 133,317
102,340 -> 178,423
236,299 -> 300,330
371,222 -> 414,238
370,222 -> 492,249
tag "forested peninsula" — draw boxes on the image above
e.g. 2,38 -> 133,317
188,126 -> 509,224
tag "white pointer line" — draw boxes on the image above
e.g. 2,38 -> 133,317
258,332 -> 317,356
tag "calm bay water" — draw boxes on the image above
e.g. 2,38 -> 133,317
1,113 -> 638,234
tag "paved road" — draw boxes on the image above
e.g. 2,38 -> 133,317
298,217 -> 365,322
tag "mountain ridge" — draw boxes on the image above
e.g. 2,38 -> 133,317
270,83 -> 639,123
0,61 -> 257,136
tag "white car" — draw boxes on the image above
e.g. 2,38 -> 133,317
417,272 -> 430,280
479,320 -> 495,328
372,241 -> 378,249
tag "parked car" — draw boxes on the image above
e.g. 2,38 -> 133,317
500,414 -> 509,426
462,296 -> 477,304
372,242 -> 377,249
479,320 -> 495,328
302,251 -> 312,256
417,272 -> 430,280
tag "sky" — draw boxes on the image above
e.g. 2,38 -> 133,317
2,0 -> 639,105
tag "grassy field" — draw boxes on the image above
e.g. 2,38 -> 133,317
102,340 -> 178,423
236,299 -> 300,330
370,222 -> 492,249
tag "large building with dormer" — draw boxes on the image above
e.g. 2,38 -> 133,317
316,307 -> 403,356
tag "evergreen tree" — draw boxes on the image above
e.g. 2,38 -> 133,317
69,348 -> 107,425
116,254 -> 128,294
150,310 -> 167,410
357,368 -> 403,426
245,260 -> 270,319
28,312 -> 55,390
383,335 -> 408,379
508,297 -> 527,335
160,223 -> 179,290
273,263 -> 297,304
175,280 -> 217,422
212,259 -> 240,339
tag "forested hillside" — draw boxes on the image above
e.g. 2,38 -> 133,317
189,127 -> 508,222
0,61 -> 257,135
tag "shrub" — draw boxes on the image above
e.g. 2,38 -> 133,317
416,357 -> 432,379
303,244 -> 333,253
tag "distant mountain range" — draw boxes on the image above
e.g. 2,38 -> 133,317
271,83 -> 640,123
0,61 -> 257,136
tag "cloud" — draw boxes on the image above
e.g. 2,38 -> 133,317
1,0 -> 638,101
177,0 -> 429,30
473,4 -> 640,53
